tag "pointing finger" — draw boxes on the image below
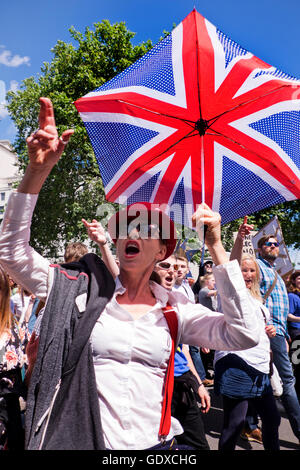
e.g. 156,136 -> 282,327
38,97 -> 56,130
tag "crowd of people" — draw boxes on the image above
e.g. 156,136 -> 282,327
0,97 -> 299,451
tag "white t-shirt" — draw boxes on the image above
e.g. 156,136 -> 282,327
173,279 -> 195,303
214,300 -> 271,374
11,292 -> 31,322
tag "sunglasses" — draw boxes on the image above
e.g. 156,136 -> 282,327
264,242 -> 279,247
117,222 -> 161,239
156,261 -> 179,271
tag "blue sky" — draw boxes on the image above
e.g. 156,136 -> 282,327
1,0 -> 300,140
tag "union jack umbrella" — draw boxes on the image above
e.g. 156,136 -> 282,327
75,9 -> 300,228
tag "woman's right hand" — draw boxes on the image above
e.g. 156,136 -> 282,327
26,97 -> 73,172
18,98 -> 74,194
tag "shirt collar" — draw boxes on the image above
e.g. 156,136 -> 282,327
114,276 -> 170,307
114,276 -> 126,294
258,255 -> 276,269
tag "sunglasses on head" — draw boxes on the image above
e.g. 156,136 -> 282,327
156,261 -> 179,271
264,241 -> 279,247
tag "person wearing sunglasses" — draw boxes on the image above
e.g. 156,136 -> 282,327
153,258 -> 179,291
0,97 -> 261,451
257,234 -> 300,444
172,250 -> 214,387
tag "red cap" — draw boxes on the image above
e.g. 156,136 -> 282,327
108,202 -> 177,260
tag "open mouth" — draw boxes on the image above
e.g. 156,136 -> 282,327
125,241 -> 140,256
165,275 -> 174,283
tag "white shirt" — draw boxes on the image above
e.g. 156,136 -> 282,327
91,278 -> 183,450
11,292 -> 31,322
214,300 -> 271,374
173,279 -> 195,303
0,191 -> 261,449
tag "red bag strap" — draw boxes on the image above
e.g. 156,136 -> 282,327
159,303 -> 178,442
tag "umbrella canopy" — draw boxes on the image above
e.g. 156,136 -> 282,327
75,9 -> 300,228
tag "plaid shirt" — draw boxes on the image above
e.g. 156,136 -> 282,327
257,256 -> 289,338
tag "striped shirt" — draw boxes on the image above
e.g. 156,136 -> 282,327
257,256 -> 289,338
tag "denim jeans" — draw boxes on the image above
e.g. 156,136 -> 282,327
270,334 -> 300,439
189,346 -> 206,381
214,353 -> 271,398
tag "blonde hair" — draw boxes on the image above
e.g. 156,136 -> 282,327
0,264 -> 13,336
199,273 -> 214,288
175,248 -> 188,264
240,254 -> 262,302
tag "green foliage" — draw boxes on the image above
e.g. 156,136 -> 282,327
176,199 -> 300,266
221,199 -> 300,251
6,20 -> 153,258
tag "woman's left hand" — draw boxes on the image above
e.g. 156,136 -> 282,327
192,203 -> 228,266
82,218 -> 107,246
192,203 -> 221,248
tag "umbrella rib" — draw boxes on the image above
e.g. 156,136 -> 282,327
194,13 -> 203,120
130,129 -> 199,170
150,129 -> 199,161
117,99 -> 196,128
206,84 -> 289,127
208,126 -> 281,164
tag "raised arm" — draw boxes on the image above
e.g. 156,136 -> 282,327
18,97 -> 73,194
0,98 -> 73,300
179,209 -> 260,351
229,216 -> 254,264
82,218 -> 120,279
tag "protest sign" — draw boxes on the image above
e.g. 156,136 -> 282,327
233,231 -> 257,257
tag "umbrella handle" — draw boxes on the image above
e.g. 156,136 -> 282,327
199,224 -> 208,266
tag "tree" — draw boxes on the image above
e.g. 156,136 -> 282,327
7,20 -> 153,258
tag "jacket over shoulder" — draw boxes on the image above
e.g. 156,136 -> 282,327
25,253 -> 115,450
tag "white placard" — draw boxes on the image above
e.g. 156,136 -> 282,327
233,231 -> 257,257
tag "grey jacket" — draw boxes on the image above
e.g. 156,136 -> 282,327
25,253 -> 115,450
